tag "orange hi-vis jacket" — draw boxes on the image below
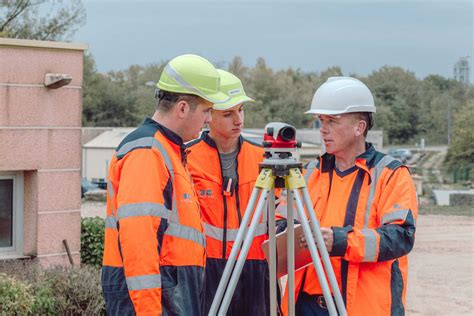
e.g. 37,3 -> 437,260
282,144 -> 418,316
187,132 -> 270,315
101,118 -> 206,316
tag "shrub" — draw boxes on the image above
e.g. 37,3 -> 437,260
81,216 -> 106,267
31,279 -> 57,315
0,260 -> 105,315
0,273 -> 34,314
43,265 -> 105,315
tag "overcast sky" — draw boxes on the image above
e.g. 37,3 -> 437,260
73,0 -> 473,81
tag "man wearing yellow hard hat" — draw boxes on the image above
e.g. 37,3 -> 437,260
187,70 -> 271,315
101,54 -> 229,315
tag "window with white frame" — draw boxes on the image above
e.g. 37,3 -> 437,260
0,172 -> 23,257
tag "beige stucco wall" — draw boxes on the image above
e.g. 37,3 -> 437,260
0,38 -> 87,266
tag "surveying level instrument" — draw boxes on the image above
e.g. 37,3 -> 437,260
209,122 -> 347,316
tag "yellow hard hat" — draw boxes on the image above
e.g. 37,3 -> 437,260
157,54 -> 230,104
213,69 -> 254,110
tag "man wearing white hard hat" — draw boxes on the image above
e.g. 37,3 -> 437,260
282,77 -> 418,315
187,70 -> 271,315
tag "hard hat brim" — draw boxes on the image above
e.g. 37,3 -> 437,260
203,90 -> 232,104
305,105 -> 376,115
213,95 -> 255,110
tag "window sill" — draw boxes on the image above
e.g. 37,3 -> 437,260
0,254 -> 33,260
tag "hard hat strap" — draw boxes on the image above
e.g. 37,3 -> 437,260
155,89 -> 180,102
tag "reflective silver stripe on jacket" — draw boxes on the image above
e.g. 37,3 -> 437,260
126,274 -> 161,291
164,64 -> 230,104
151,138 -> 179,223
117,202 -> 171,220
304,160 -> 319,183
107,180 -> 117,217
116,136 -> 154,158
363,155 -> 397,228
105,216 -> 117,229
381,209 -> 409,225
203,222 -> 267,242
361,229 -> 378,262
165,222 -> 206,247
108,180 -> 114,198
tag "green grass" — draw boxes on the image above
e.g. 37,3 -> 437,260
419,205 -> 474,217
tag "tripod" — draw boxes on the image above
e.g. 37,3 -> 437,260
209,153 -> 347,316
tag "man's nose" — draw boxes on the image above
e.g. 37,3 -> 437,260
320,122 -> 328,134
205,112 -> 212,124
234,114 -> 243,125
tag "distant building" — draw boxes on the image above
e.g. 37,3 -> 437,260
82,128 -> 133,184
453,56 -> 470,85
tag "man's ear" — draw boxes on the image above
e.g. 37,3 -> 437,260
355,120 -> 367,137
175,100 -> 190,118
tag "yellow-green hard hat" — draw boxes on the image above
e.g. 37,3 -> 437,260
213,69 -> 255,110
157,54 -> 230,104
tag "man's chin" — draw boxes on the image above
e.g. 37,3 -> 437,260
325,145 -> 336,154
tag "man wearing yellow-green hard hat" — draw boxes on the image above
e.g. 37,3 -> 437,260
102,54 -> 229,316
187,70 -> 272,315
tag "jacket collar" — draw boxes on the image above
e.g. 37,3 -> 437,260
200,130 -> 243,153
144,117 -> 184,146
320,142 -> 375,173
144,117 -> 189,165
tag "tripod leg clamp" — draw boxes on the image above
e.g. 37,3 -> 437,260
286,168 -> 306,189
255,168 -> 275,190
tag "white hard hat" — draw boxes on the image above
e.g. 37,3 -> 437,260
305,77 -> 376,115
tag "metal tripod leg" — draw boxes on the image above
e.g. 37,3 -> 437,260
209,187 -> 262,315
268,190 -> 278,316
218,188 -> 271,315
291,189 -> 338,316
287,189 -> 296,316
300,187 -> 347,316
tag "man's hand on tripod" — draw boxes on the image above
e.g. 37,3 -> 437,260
320,228 -> 334,252
299,227 -> 334,252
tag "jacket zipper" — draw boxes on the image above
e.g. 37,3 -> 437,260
235,153 -> 242,225
217,152 -> 228,259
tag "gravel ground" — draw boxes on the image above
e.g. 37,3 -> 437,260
81,200 -> 106,218
406,214 -> 474,315
82,201 -> 474,314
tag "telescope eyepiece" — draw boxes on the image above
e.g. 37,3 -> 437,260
279,126 -> 296,142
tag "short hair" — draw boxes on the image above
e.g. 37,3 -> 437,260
353,112 -> 373,137
156,91 -> 202,113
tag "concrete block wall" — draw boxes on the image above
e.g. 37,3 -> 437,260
0,38 -> 87,266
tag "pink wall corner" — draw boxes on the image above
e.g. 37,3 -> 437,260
37,211 -> 81,255
37,170 -> 81,212
23,170 -> 38,255
0,40 -> 85,266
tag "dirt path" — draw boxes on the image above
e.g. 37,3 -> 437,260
406,215 -> 474,315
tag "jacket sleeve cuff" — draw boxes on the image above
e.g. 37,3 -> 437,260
330,226 -> 353,257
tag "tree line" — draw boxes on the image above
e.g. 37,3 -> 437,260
1,0 -> 472,169
82,55 -> 472,145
